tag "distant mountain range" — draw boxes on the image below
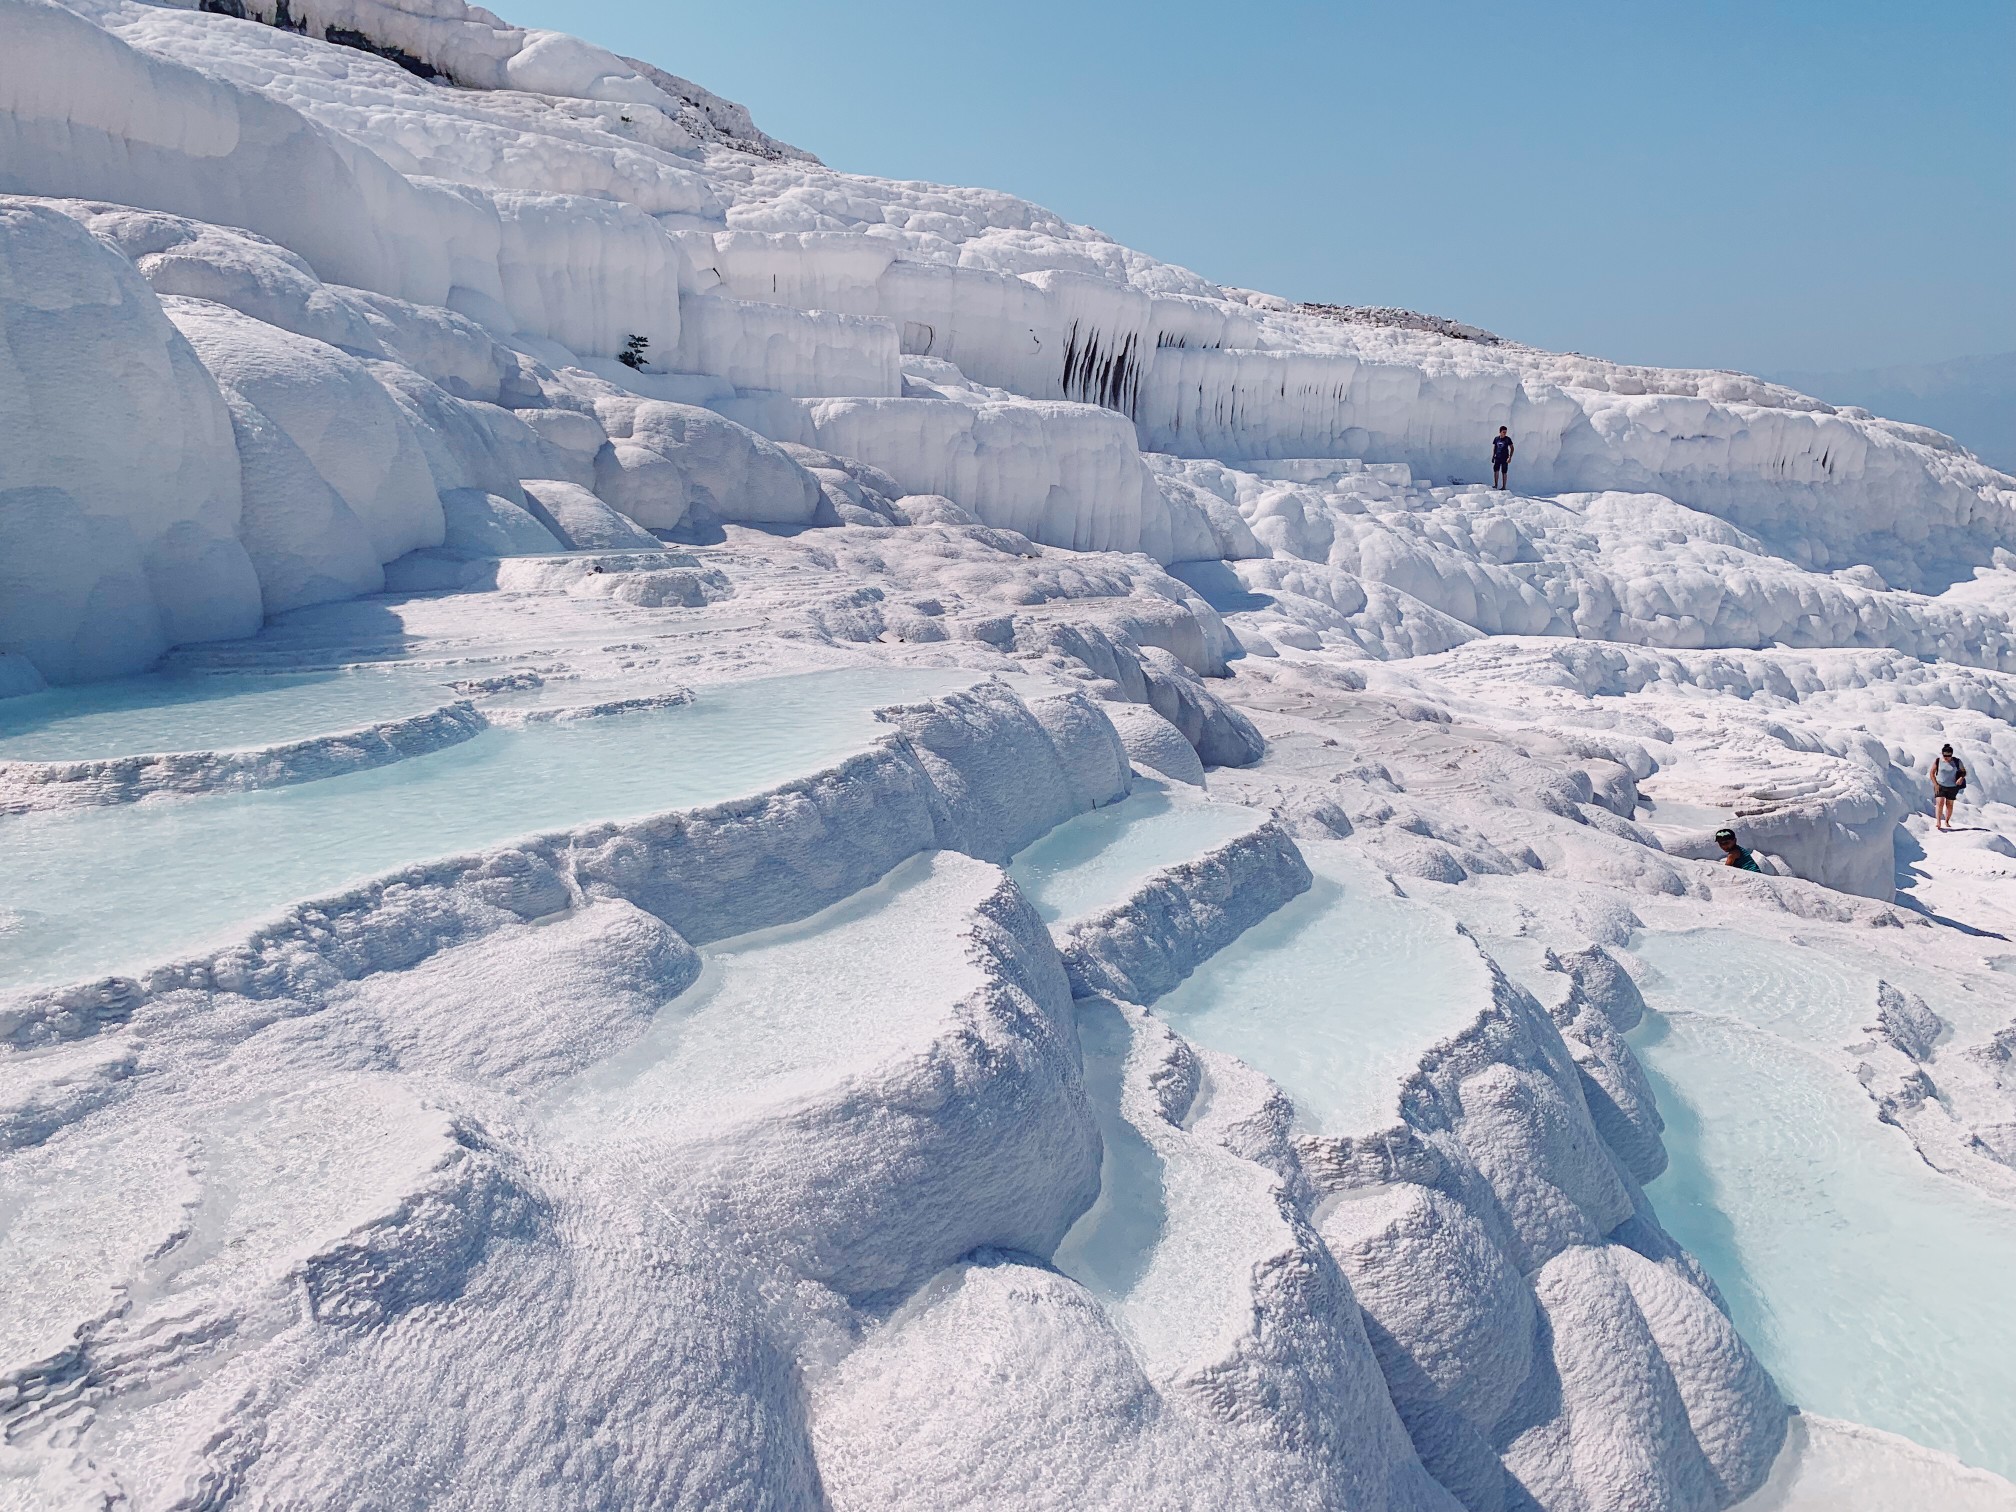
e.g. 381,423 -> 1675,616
1772,351 -> 2016,474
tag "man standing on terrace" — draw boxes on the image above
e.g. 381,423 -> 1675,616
1491,426 -> 1515,490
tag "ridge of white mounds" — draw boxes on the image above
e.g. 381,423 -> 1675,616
0,672 -> 1791,1509
7,3 -> 2016,1507
6,0 -> 2016,686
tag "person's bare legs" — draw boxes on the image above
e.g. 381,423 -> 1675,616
1936,793 -> 1954,829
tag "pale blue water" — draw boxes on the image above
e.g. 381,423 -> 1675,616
1050,999 -> 1169,1302
0,669 -> 453,760
1005,779 -> 1267,1304
551,853 -> 972,1138
1006,779 -> 1262,924
0,668 -> 977,989
1631,930 -> 2016,1479
1150,848 -> 1490,1134
1049,844 -> 1492,1349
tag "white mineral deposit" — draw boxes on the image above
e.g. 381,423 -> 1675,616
3,3 -> 2014,1507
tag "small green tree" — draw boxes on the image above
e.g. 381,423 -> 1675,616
617,334 -> 650,370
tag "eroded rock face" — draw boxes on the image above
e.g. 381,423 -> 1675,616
1296,959 -> 1784,1512
0,199 -> 261,681
593,398 -> 821,530
169,296 -> 445,603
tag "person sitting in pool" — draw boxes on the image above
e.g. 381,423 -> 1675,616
1715,828 -> 1762,872
1929,743 -> 1967,832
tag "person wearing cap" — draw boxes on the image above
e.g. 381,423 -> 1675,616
1928,744 -> 1968,831
1715,828 -> 1762,872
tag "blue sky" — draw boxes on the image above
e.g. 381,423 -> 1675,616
510,1 -> 2013,375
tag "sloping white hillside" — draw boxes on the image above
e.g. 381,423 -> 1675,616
5,2 -> 2016,1508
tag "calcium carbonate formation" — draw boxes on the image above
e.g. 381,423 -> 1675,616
5,3 -> 2016,1508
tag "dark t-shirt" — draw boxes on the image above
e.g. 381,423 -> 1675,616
1492,434 -> 1514,463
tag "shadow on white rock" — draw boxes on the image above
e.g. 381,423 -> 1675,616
0,199 -> 261,681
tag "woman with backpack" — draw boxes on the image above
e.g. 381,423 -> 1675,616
1930,744 -> 1968,831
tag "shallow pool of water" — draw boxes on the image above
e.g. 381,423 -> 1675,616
0,667 -> 979,989
1631,929 -> 1878,1046
554,856 -> 970,1129
1011,782 -> 1272,1313
0,668 -> 455,760
1050,999 -> 1166,1301
1006,779 -> 1263,925
1632,931 -> 2016,1479
1149,847 -> 1491,1133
